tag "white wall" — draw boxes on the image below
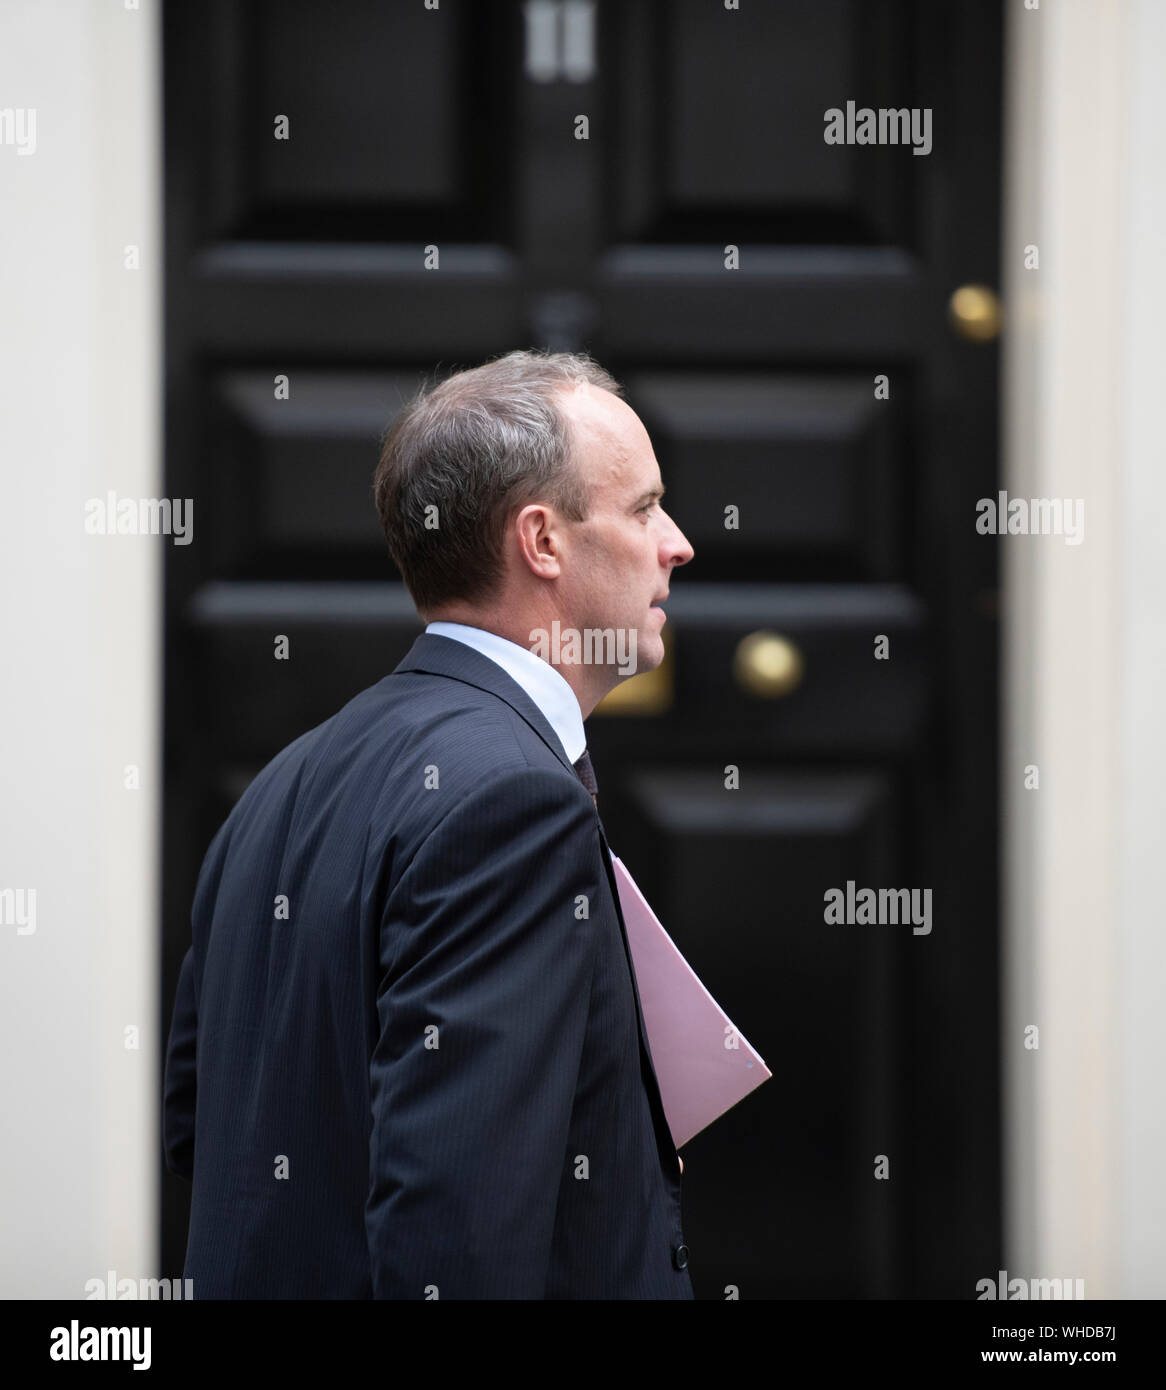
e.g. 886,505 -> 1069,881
1114,0 -> 1166,1302
1002,0 -> 1166,1298
0,0 -> 161,1296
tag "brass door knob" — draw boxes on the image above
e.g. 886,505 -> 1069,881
948,284 -> 1002,342
734,631 -> 804,698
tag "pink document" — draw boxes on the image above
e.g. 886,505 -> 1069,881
610,855 -> 772,1149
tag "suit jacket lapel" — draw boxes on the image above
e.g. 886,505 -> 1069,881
393,632 -> 577,776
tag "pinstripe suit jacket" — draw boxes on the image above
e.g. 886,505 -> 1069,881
163,631 -> 694,1298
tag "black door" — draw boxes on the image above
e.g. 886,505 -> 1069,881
162,0 -> 1002,1299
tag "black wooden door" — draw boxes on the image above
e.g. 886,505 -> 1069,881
161,0 -> 1002,1299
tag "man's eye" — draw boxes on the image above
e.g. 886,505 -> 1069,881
639,502 -> 656,514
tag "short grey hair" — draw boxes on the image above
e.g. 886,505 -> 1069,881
373,348 -> 624,616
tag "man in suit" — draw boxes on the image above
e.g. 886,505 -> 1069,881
163,349 -> 696,1298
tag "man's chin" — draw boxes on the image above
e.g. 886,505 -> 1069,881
630,629 -> 665,676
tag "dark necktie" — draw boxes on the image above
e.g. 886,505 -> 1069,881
573,749 -> 598,805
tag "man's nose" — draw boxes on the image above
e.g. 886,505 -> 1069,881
663,512 -> 695,567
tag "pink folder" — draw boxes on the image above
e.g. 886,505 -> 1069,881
610,854 -> 772,1149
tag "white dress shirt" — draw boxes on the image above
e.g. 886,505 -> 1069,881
424,621 -> 587,765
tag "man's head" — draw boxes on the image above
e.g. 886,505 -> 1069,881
374,349 -> 693,714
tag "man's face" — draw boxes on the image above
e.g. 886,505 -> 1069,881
555,383 -> 694,675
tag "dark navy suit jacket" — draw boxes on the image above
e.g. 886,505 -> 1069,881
163,632 -> 693,1298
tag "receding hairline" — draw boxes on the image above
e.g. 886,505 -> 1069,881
371,349 -> 627,612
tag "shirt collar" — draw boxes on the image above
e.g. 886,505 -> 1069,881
423,621 -> 587,764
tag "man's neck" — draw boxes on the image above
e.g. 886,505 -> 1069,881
426,607 -> 616,719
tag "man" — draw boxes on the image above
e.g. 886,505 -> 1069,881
163,349 -> 696,1298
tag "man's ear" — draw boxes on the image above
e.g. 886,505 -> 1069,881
514,502 -> 563,581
